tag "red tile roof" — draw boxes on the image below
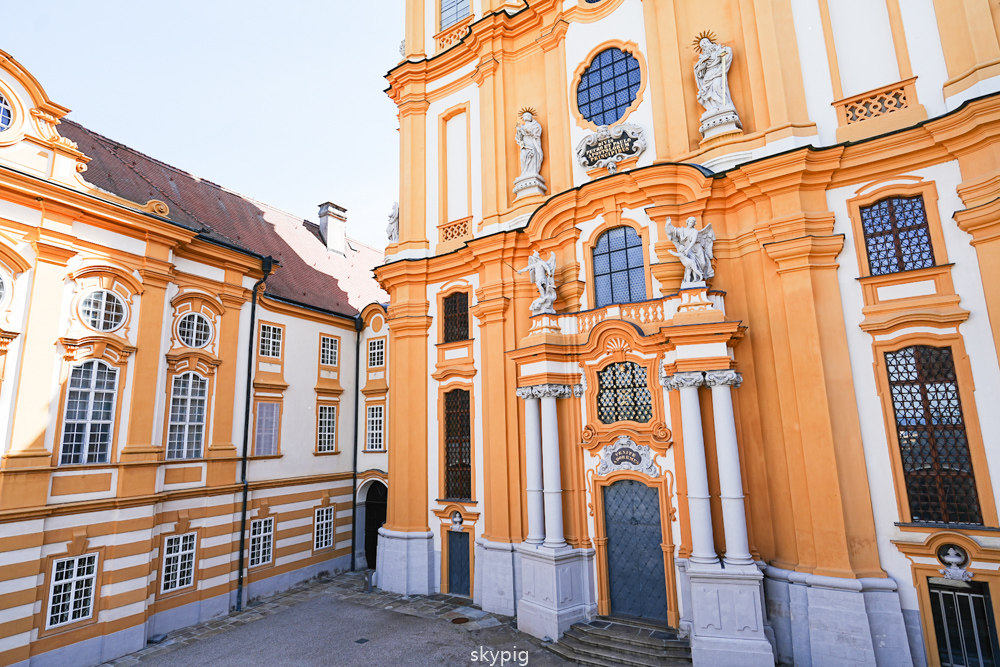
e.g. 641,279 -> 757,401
59,120 -> 387,317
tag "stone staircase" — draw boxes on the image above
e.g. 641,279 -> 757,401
546,618 -> 692,667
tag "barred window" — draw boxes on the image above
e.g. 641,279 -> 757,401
444,389 -> 472,500
593,226 -> 646,308
0,93 -> 11,131
259,324 -> 282,358
317,404 -> 337,453
314,506 -> 335,550
167,372 -> 207,460
249,518 -> 274,567
597,362 -> 652,424
254,402 -> 280,457
577,48 -> 642,127
47,554 -> 97,628
368,339 -> 385,368
320,336 -> 339,366
440,0 -> 470,30
161,533 -> 196,593
860,195 -> 935,276
177,313 -> 212,348
885,345 -> 981,525
366,405 -> 384,451
443,292 -> 469,343
60,360 -> 118,465
79,289 -> 126,332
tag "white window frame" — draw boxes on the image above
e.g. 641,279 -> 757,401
366,404 -> 385,451
161,532 -> 197,593
59,360 -> 118,465
254,402 -> 281,457
47,553 -> 98,629
79,289 -> 127,332
320,335 -> 339,366
167,372 -> 208,460
177,312 -> 213,349
259,324 -> 282,359
314,506 -> 335,551
368,339 -> 385,368
249,517 -> 274,567
317,404 -> 337,453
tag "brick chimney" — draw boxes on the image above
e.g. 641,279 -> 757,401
318,202 -> 347,255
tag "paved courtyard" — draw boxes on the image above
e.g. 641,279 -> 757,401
99,572 -> 575,667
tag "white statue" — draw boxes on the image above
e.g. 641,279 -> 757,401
665,217 -> 716,286
513,108 -> 547,199
386,202 -> 399,242
517,250 -> 557,316
693,33 -> 742,138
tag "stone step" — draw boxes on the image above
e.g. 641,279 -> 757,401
574,620 -> 688,651
547,637 -> 692,667
564,628 -> 691,661
558,635 -> 692,667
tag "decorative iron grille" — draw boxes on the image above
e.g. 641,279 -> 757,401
593,226 -> 647,308
860,195 -> 935,276
443,292 -> 469,343
885,345 -> 981,525
596,362 -> 652,424
444,389 -> 472,500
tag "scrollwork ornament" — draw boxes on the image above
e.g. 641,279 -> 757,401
581,424 -> 597,444
596,436 -> 659,478
704,370 -> 742,388
651,421 -> 671,443
515,386 -> 535,400
521,383 -> 575,399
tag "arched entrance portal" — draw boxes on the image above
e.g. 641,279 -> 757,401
603,479 -> 669,623
362,482 -> 387,570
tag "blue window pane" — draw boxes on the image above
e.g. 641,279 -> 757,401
593,226 -> 646,308
594,252 -> 610,275
608,227 -> 626,250
595,277 -> 612,307
576,48 -> 642,126
629,268 -> 647,301
610,249 -> 628,272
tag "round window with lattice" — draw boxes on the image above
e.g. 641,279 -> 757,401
576,48 -> 642,127
177,313 -> 212,349
0,93 -> 11,132
79,289 -> 126,332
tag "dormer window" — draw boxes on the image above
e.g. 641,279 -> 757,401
0,93 -> 11,132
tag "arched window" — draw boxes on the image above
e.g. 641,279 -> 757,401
444,389 -> 472,499
60,360 -> 118,464
885,345 -> 980,524
577,48 -> 641,126
593,226 -> 646,308
167,372 -> 208,459
596,362 -> 652,424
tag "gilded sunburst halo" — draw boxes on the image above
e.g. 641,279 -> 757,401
692,30 -> 717,52
518,106 -> 538,120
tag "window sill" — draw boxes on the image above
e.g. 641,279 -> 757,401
895,521 -> 998,532
314,450 -> 341,456
855,263 -> 954,282
437,498 -> 477,506
249,455 -> 283,460
363,449 -> 386,454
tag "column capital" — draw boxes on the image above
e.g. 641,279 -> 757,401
661,371 -> 705,390
516,383 -> 577,399
704,369 -> 743,388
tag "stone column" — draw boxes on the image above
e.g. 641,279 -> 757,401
666,371 -> 719,567
538,384 -> 569,549
705,370 -> 754,566
516,387 -> 545,545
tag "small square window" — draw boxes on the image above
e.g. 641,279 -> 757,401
249,517 -> 274,567
259,324 -> 283,358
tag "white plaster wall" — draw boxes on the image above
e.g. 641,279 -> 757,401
358,314 -> 390,474
0,249 -> 33,455
898,0 -> 949,119
565,0 -> 657,188
425,86 -> 483,248
247,305 -> 358,482
829,160 -> 1000,614
788,0 -> 840,145
446,111 -> 470,221
826,0 -> 900,98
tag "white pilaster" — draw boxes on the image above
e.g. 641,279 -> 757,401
516,388 -> 545,545
705,370 -> 753,567
666,371 -> 719,567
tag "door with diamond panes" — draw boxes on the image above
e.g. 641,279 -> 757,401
603,479 -> 669,623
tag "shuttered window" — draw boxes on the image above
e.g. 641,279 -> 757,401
254,402 -> 280,457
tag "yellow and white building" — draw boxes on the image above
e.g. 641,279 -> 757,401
379,1 -> 1000,665
0,50 -> 390,667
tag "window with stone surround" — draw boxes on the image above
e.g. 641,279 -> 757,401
60,360 -> 118,465
444,389 -> 472,500
596,361 -> 652,424
443,291 -> 469,343
860,195 -> 936,276
47,554 -> 98,628
593,226 -> 647,308
161,533 -> 196,593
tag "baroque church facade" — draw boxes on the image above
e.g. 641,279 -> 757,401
378,1 -> 1000,666
0,51 -> 391,667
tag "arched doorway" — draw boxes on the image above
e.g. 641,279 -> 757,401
362,482 -> 387,570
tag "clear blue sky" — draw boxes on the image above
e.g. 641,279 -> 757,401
0,1 -> 405,249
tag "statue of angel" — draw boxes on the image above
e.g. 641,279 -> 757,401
517,249 -> 557,316
665,217 -> 715,286
386,202 -> 399,242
